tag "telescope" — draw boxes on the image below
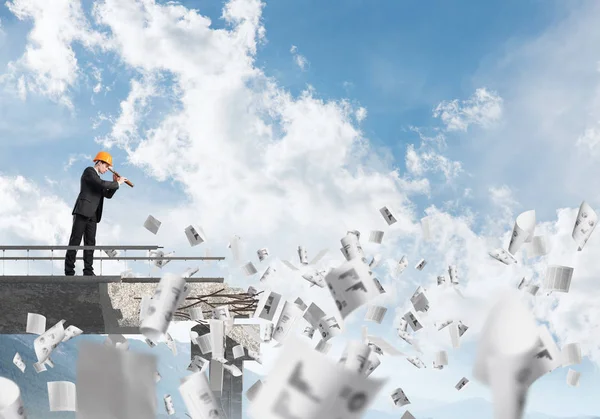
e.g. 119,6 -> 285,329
107,167 -> 134,188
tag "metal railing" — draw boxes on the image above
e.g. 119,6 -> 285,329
0,245 -> 225,276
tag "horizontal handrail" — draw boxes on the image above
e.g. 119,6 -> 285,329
0,276 -> 224,283
0,256 -> 225,261
0,245 -> 162,250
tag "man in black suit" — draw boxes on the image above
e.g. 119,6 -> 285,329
64,152 -> 127,276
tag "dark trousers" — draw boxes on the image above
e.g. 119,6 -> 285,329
65,214 -> 97,275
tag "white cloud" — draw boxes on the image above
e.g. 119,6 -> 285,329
404,129 -> 463,182
576,124 -> 600,154
290,44 -> 309,71
433,87 -> 503,132
355,106 -> 367,122
2,0 -> 108,108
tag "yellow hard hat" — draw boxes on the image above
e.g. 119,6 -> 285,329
93,151 -> 113,166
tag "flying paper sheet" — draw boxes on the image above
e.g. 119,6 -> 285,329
368,254 -> 382,269
34,320 -> 66,365
369,230 -> 384,244
395,256 -> 408,277
401,411 -> 416,419
543,265 -> 574,293
508,210 -> 536,255
187,355 -> 209,373
572,201 -> 597,251
449,323 -> 460,348
273,301 -> 303,343
0,377 -> 26,419
47,381 -> 76,412
232,345 -> 245,359
455,377 -> 469,391
254,290 -> 283,322
248,335 -> 386,419
340,233 -> 367,263
143,215 -> 161,235
391,388 -> 410,406
140,274 -> 188,342
435,350 -> 448,367
163,395 -> 175,415
247,380 -> 264,402
179,371 -> 226,418
366,335 -> 406,356
63,325 -> 83,343
303,303 -> 327,328
437,275 -> 446,286
339,341 -> 372,374
562,343 -> 582,367
414,258 -> 427,271
317,316 -> 343,341
379,206 -> 398,225
209,320 -> 226,361
403,311 -> 423,332
566,369 -> 581,387
243,262 -> 258,276
26,313 -> 46,335
325,259 -> 383,319
298,246 -> 309,264
406,356 -> 426,369
410,287 -> 429,313
228,235 -> 243,264
12,353 -> 25,374
315,339 -> 332,354
448,265 -> 459,284
364,306 -> 387,324
76,342 -> 157,419
184,225 -> 206,247
260,266 -> 277,282
257,247 -> 270,262
489,248 -> 517,265
260,322 -> 274,343
294,297 -> 308,311
309,249 -> 329,265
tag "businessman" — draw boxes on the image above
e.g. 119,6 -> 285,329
64,151 -> 127,276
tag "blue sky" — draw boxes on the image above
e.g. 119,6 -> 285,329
2,0 -> 600,418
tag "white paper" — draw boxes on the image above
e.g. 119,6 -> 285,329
325,259 -> 382,319
62,325 -> 83,343
435,350 -> 448,366
566,369 -> 581,387
395,255 -> 408,277
34,320 -> 66,364
184,225 -> 206,247
340,233 -> 367,263
233,345 -> 245,359
164,333 -> 177,356
448,265 -> 459,284
368,254 -> 382,269
26,313 -> 46,335
489,248 -> 517,265
379,206 -> 397,225
303,303 -> 327,328
261,322 -> 274,343
562,343 -> 582,366
273,301 -> 303,343
455,377 -> 469,391
294,297 -> 308,311
197,333 -> 212,354
248,335 -> 386,419
391,388 -> 410,406
243,261 -> 258,276
76,341 -> 157,419
403,311 -> 423,332
315,339 -> 332,354
179,371 -> 225,418
140,274 -> 187,342
364,306 -> 387,324
437,319 -> 453,331
189,307 -> 204,321
187,355 -> 209,373
339,341 -> 372,374
254,290 -> 283,322
414,258 -> 427,271
406,356 -> 426,369
410,287 -> 429,313
209,320 -> 226,361
257,247 -> 270,262
163,394 -> 175,415
212,305 -> 231,320
298,246 -> 309,264
301,269 -> 327,288
401,411 -> 416,419
317,316 -> 342,342
0,377 -> 26,419
572,201 -> 597,251
508,210 -> 536,254
366,335 -> 406,356
369,230 -> 384,244
260,266 -> 277,282
143,215 -> 161,235
104,249 -> 119,258
543,265 -> 574,293
47,381 -> 76,411
182,266 -> 199,278
12,353 -> 25,373
364,351 -> 381,377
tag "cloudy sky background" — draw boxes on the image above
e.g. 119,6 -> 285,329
2,0 -> 600,417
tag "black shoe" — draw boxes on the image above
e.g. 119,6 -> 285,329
83,272 -> 96,276
65,272 -> 75,276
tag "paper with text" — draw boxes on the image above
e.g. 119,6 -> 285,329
572,201 -> 597,251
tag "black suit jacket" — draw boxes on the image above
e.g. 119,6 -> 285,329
71,167 -> 119,223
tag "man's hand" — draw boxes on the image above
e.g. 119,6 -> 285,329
117,177 -> 127,185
